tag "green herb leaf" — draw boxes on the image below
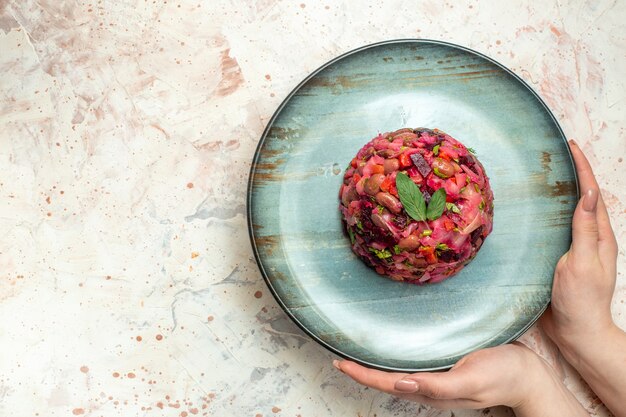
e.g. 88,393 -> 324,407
356,220 -> 363,231
466,147 -> 477,155
432,144 -> 440,155
393,245 -> 402,255
436,243 -> 449,251
369,247 -> 392,260
377,205 -> 385,215
426,188 -> 447,221
479,199 -> 485,210
420,229 -> 432,237
348,227 -> 355,244
446,202 -> 461,214
396,172 -> 426,221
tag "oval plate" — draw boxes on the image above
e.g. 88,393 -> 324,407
247,39 -> 577,372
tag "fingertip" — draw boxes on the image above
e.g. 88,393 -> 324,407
395,378 -> 419,393
582,188 -> 598,212
335,360 -> 360,376
568,139 -> 578,147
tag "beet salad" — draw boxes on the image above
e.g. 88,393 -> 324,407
339,128 -> 494,284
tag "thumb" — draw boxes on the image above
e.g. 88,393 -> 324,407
571,188 -> 599,258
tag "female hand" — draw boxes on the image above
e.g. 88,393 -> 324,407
540,139 -> 618,352
334,342 -> 588,416
540,140 -> 625,417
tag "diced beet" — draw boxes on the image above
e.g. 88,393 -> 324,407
438,250 -> 452,262
361,199 -> 375,210
438,249 -> 461,263
459,154 -> 475,166
471,225 -> 484,243
392,215 -> 408,229
425,138 -> 443,150
410,153 -> 432,177
422,190 -> 431,204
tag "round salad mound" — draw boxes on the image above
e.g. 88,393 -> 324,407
339,128 -> 494,284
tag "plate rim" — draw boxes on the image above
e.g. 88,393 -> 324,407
246,38 -> 579,372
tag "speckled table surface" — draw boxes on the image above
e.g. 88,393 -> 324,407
0,1 -> 624,416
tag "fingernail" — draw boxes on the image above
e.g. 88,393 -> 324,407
568,139 -> 578,147
395,379 -> 419,393
332,360 -> 342,371
582,189 -> 598,212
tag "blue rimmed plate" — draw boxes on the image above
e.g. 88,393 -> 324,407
247,39 -> 577,371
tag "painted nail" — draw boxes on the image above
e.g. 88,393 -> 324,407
394,379 -> 419,393
332,360 -> 342,371
568,139 -> 578,147
582,188 -> 598,212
